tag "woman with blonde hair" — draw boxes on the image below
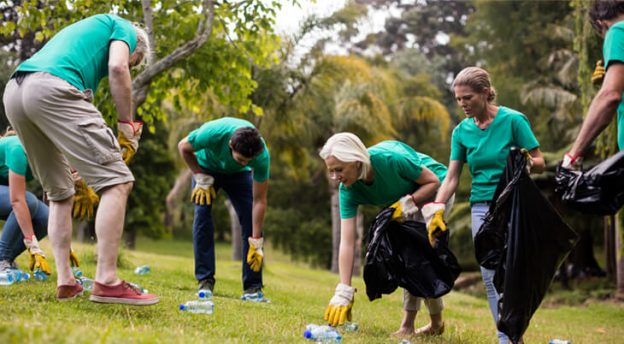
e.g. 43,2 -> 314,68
423,66 -> 545,344
320,132 -> 453,337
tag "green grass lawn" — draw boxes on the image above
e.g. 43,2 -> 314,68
1,238 -> 623,343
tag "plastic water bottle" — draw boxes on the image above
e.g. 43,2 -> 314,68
343,322 -> 358,332
241,291 -> 270,303
72,267 -> 83,278
303,324 -> 342,343
197,289 -> 213,299
0,271 -> 15,285
398,340 -> 413,344
129,282 -> 148,294
9,269 -> 30,282
549,340 -> 571,344
179,300 -> 214,314
33,269 -> 48,281
134,265 -> 150,275
77,277 -> 94,291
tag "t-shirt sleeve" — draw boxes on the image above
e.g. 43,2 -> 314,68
512,114 -> 540,150
6,143 -> 29,176
187,123 -> 219,152
449,127 -> 466,162
250,143 -> 270,182
111,16 -> 137,53
394,153 -> 423,182
604,25 -> 624,69
339,186 -> 358,219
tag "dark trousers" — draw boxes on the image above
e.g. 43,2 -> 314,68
192,170 -> 262,291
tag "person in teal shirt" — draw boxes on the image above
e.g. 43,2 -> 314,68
563,1 -> 624,168
319,132 -> 453,337
0,131 -> 50,275
425,67 -> 545,344
3,14 -> 158,304
178,117 -> 270,301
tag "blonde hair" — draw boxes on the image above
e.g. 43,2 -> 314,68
133,24 -> 151,66
319,132 -> 371,180
452,66 -> 497,103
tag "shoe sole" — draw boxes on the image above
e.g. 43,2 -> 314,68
56,290 -> 84,301
89,295 -> 160,305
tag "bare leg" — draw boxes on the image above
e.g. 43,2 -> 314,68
94,182 -> 132,285
393,310 -> 417,337
49,197 -> 75,286
415,313 -> 445,336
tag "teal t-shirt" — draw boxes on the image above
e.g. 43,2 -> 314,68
339,140 -> 447,219
603,21 -> 624,150
16,14 -> 137,92
0,136 -> 33,186
187,117 -> 270,182
450,106 -> 539,204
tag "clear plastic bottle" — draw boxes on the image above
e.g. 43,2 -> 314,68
33,269 -> 48,281
303,324 -> 342,343
549,340 -> 572,344
78,277 -> 94,291
0,271 -> 15,285
179,300 -> 214,314
129,282 -> 148,294
10,269 -> 30,282
342,322 -> 358,332
398,340 -> 413,344
197,289 -> 213,300
134,265 -> 150,275
72,267 -> 83,278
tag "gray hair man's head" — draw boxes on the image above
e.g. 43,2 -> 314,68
132,24 -> 151,67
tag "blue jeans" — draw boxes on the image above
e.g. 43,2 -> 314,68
471,203 -> 509,344
0,185 -> 49,262
192,170 -> 262,292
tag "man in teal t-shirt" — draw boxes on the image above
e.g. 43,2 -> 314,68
3,14 -> 158,305
564,1 -> 624,168
178,117 -> 270,300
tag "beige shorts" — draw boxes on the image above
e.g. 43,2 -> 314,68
403,289 -> 444,314
3,72 -> 134,201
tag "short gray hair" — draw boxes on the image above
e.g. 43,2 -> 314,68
133,24 -> 151,66
319,132 -> 371,180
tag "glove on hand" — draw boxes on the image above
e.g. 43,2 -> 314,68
191,173 -> 217,206
24,236 -> 51,275
69,248 -> 80,268
422,202 -> 447,247
592,59 -> 605,85
247,237 -> 264,272
561,152 -> 583,171
324,283 -> 356,326
117,120 -> 143,164
520,148 -> 533,174
73,176 -> 99,221
390,195 -> 418,222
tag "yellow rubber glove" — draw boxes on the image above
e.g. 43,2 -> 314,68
24,236 -> 51,275
390,195 -> 419,222
191,173 -> 217,206
117,120 -> 143,164
69,248 -> 80,268
520,148 -> 533,174
73,177 -> 99,220
324,283 -> 356,326
247,237 -> 264,272
591,59 -> 605,85
422,203 -> 447,247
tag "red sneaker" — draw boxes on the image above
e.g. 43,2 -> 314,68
57,283 -> 84,301
89,280 -> 159,306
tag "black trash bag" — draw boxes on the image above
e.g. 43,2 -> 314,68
363,207 -> 461,302
474,148 -> 578,343
555,150 -> 624,215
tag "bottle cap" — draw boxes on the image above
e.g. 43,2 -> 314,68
303,330 -> 312,339
179,304 -> 186,311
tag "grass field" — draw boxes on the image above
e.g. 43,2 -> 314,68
0,238 -> 623,343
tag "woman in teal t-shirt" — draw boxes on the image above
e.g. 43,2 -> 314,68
0,131 -> 50,275
319,132 -> 453,338
424,67 -> 545,344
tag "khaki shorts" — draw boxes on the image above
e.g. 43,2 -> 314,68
3,72 -> 134,201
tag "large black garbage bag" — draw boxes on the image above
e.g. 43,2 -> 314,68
363,207 -> 461,302
474,148 -> 579,343
555,150 -> 624,215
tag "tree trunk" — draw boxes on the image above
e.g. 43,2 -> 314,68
330,181 -> 340,273
605,215 -> 617,281
124,227 -> 137,249
76,221 -> 95,243
226,198 -> 242,261
165,169 -> 193,230
352,210 -> 364,276
617,211 -> 624,299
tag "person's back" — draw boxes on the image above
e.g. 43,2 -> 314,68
17,14 -> 137,92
